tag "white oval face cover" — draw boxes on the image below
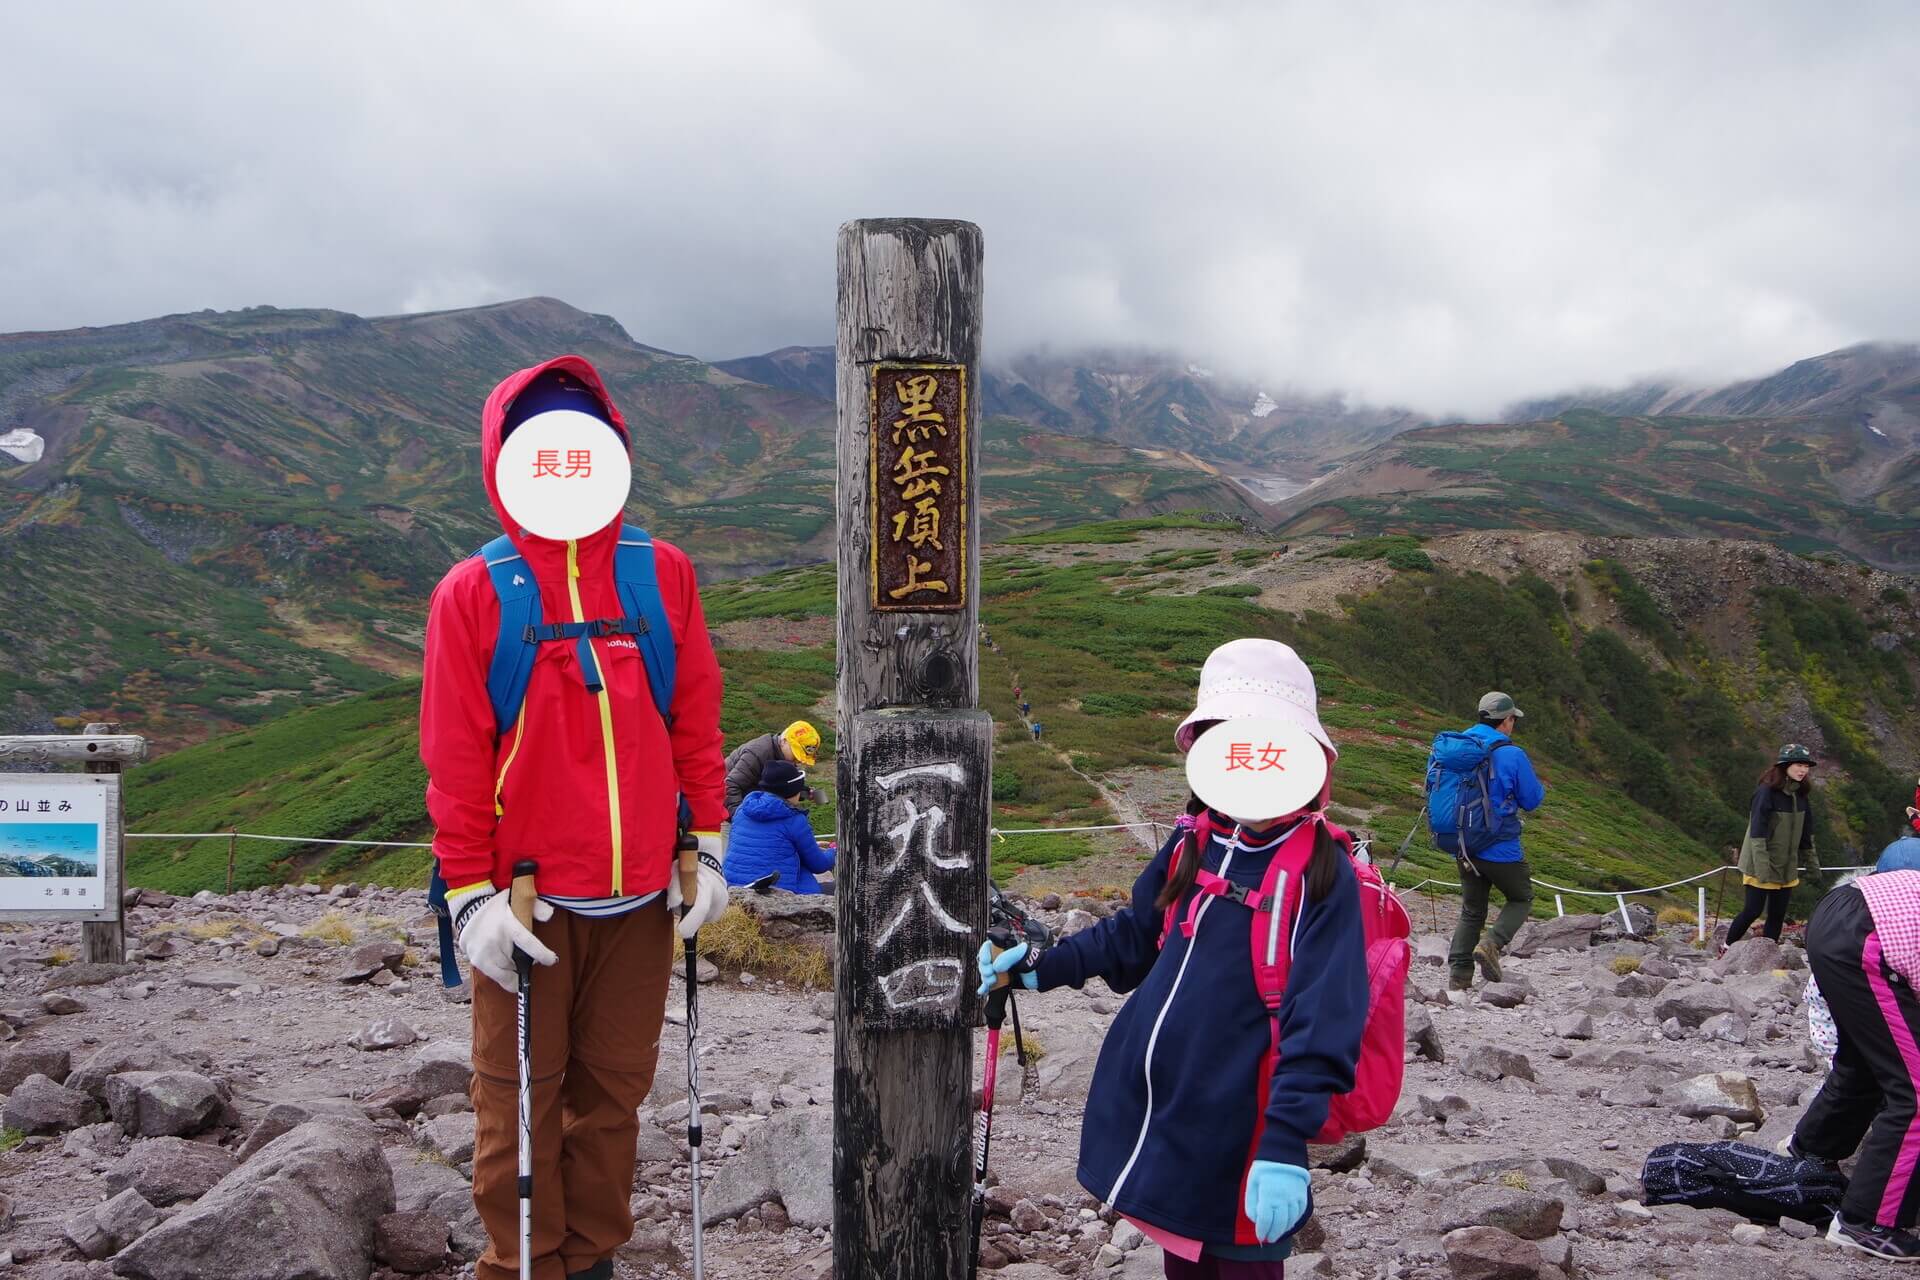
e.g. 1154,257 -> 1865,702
494,410 -> 632,541
1185,717 -> 1328,823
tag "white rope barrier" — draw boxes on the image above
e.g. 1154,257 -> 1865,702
125,829 -> 1879,902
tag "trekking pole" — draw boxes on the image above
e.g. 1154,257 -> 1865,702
1385,805 -> 1427,882
970,927 -> 1018,1280
508,859 -> 539,1280
675,830 -> 706,1280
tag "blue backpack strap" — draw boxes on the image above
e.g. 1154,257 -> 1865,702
426,861 -> 463,988
613,523 -> 679,725
477,534 -> 542,735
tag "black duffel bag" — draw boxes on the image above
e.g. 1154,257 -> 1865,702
1641,1141 -> 1847,1225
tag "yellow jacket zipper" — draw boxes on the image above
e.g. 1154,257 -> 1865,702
568,538 -> 624,894
493,702 -> 527,817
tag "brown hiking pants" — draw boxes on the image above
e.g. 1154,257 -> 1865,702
469,898 -> 675,1280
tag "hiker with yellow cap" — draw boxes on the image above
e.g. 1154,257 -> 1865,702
723,720 -> 822,814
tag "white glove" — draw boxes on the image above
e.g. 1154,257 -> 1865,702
666,830 -> 730,939
451,887 -> 556,989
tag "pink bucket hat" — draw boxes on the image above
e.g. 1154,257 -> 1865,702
1175,638 -> 1337,758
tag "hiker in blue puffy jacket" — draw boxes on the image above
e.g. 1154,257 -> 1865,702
978,639 -> 1367,1277
723,760 -> 835,894
1434,691 -> 1545,991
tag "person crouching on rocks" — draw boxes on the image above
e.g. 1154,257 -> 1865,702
724,759 -> 836,894
723,720 -> 821,814
977,639 -> 1367,1278
1784,840 -> 1920,1260
1727,744 -> 1820,946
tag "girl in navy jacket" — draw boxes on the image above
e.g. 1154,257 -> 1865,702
981,639 -> 1368,1277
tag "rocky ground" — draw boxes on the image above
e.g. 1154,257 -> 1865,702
0,882 -> 1896,1280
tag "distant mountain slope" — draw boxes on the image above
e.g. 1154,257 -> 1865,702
1277,406 -> 1920,568
0,300 -> 1252,741
1510,343 -> 1920,427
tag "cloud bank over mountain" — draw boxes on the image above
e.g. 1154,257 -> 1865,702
4,0 -> 1917,414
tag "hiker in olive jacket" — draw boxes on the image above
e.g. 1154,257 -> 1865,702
1728,743 -> 1820,945
723,721 -> 820,814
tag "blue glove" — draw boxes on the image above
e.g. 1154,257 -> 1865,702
1244,1161 -> 1310,1244
976,940 -> 1039,996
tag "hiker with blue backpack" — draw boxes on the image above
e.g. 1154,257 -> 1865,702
978,639 -> 1411,1278
1427,691 -> 1546,992
418,358 -> 731,1280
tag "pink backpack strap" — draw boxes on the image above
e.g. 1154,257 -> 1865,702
1248,816 -> 1326,1010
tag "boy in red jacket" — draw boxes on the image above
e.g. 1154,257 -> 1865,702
419,357 -> 729,1280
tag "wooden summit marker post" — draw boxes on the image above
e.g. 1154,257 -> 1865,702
834,218 -> 988,1280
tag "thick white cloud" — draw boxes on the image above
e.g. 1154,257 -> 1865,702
3,0 -> 1915,415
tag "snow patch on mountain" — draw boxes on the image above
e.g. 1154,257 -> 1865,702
1250,391 -> 1278,419
0,428 -> 45,463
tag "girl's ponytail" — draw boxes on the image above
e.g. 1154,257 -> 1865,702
1154,793 -> 1208,913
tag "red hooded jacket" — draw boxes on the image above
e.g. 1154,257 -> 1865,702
418,355 -> 727,901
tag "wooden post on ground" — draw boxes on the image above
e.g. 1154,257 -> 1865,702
226,827 -> 237,896
833,218 -> 987,1280
83,721 -> 128,964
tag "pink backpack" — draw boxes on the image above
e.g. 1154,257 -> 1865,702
1160,811 -> 1411,1143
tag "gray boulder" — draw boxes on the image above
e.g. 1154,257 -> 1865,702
1437,1186 -> 1565,1240
385,1147 -> 470,1213
104,1072 -> 228,1138
1407,1004 -> 1446,1063
111,1119 -> 395,1280
1460,1045 -> 1535,1082
1551,1014 -> 1593,1041
65,1187 -> 161,1260
406,1041 -> 471,1099
338,940 -> 405,985
1699,1012 -> 1751,1044
238,1098 -> 370,1160
348,1018 -> 420,1051
420,1112 -> 477,1167
0,1043 -> 71,1092
373,1211 -> 449,1274
104,1137 -> 237,1205
1442,1225 -> 1547,1279
702,1106 -> 832,1228
68,1040 -> 209,1102
1671,1072 -> 1764,1124
1507,915 -> 1605,958
1478,982 -> 1531,1009
1653,983 -> 1744,1029
1714,937 -> 1804,976
3,1072 -> 102,1134
40,962 -> 134,992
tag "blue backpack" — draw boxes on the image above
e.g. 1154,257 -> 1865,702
1424,732 -> 1515,858
426,523 -> 679,987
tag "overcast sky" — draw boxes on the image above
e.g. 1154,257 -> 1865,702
4,2 -> 1916,415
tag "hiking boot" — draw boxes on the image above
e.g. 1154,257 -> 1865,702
1448,973 -> 1474,992
1828,1212 -> 1920,1261
567,1262 -> 614,1280
1474,938 -> 1503,984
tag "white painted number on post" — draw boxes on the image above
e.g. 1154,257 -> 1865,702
870,759 -> 975,1012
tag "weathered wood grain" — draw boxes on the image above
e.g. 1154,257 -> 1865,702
834,219 -> 987,1280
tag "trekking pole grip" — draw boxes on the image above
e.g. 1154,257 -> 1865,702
676,831 -> 700,920
509,859 -> 539,932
